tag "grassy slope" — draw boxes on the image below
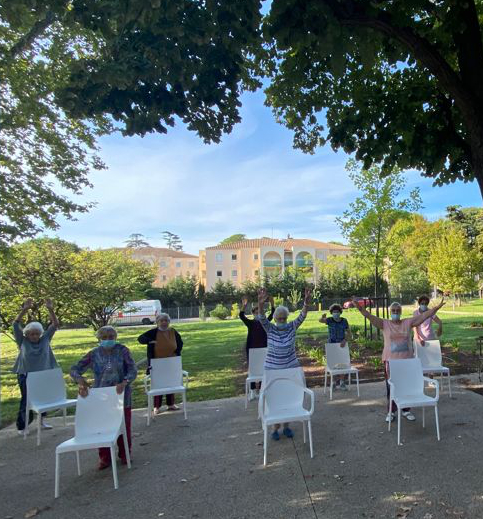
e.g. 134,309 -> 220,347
2,301 -> 483,426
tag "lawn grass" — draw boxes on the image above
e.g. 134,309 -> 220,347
2,300 -> 483,427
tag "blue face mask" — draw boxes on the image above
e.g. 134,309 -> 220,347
100,339 -> 116,348
419,305 -> 428,312
276,322 -> 288,330
332,312 -> 341,320
391,313 -> 400,321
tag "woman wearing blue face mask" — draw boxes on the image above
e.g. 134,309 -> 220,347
256,286 -> 311,440
413,295 -> 443,347
71,325 -> 137,470
353,296 -> 445,424
319,304 -> 351,390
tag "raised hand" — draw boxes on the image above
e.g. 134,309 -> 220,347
321,313 -> 327,319
258,287 -> 268,303
22,298 -> 34,310
303,287 -> 312,305
241,296 -> 248,308
45,298 -> 54,310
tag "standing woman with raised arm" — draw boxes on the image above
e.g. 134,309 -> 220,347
352,296 -> 446,423
256,286 -> 311,440
239,295 -> 275,399
12,298 -> 60,434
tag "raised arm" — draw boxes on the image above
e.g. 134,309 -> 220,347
293,287 -> 312,329
13,299 -> 33,346
411,298 -> 446,328
352,297 -> 384,330
14,298 -> 33,324
70,350 -> 93,397
267,296 -> 275,322
45,298 -> 59,329
319,313 -> 327,324
239,296 -> 251,326
434,315 -> 443,337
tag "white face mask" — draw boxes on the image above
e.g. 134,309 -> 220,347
275,322 -> 288,330
419,304 -> 428,312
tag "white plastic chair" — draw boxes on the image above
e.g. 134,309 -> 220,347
415,340 -> 452,397
25,368 -> 77,446
324,343 -> 360,400
388,358 -> 440,445
55,387 -> 130,498
245,348 -> 267,408
259,374 -> 315,466
144,357 -> 189,424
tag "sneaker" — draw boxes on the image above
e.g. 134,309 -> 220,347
271,430 -> 280,441
402,411 -> 416,421
167,405 -> 180,411
98,461 -> 111,471
385,412 -> 395,423
17,429 -> 28,436
41,420 -> 53,430
249,390 -> 255,401
338,380 -> 348,391
283,427 -> 294,438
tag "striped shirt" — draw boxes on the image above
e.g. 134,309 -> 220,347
257,312 -> 306,370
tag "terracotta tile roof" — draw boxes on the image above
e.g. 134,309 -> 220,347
117,247 -> 198,259
206,238 -> 350,251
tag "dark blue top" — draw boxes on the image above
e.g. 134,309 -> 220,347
326,317 -> 349,343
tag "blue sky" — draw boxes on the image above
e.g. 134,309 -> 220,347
51,89 -> 482,255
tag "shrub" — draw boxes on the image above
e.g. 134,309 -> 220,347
209,304 -> 230,320
368,356 -> 384,370
231,302 -> 240,319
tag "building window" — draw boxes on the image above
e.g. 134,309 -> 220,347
160,260 -> 167,268
216,270 -> 222,277
254,270 -> 259,276
231,254 -> 237,261
188,261 -> 194,268
176,261 -> 181,268
162,275 -> 167,281
232,270 -> 237,277
216,252 -> 223,262
253,253 -> 259,260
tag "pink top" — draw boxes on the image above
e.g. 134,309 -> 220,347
382,318 -> 414,361
412,309 -> 435,344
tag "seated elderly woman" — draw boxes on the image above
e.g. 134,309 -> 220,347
353,296 -> 445,423
70,326 -> 137,470
12,298 -> 60,434
137,313 -> 183,414
256,287 -> 311,441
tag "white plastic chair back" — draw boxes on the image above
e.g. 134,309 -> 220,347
325,343 -> 351,370
388,358 -> 424,398
151,357 -> 183,389
415,340 -> 443,368
264,378 -> 305,415
75,387 -> 123,438
27,368 -> 67,406
248,348 -> 267,378
263,367 -> 306,387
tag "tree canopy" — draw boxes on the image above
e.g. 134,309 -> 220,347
219,234 -> 247,245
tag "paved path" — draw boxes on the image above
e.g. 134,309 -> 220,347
1,377 -> 482,519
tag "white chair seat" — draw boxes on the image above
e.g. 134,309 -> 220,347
393,394 -> 437,408
324,343 -> 360,400
262,407 -> 312,426
422,366 -> 449,374
147,386 -> 185,396
31,398 -> 77,414
326,367 -> 358,375
56,431 -> 120,453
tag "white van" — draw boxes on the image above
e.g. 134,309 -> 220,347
110,300 -> 162,326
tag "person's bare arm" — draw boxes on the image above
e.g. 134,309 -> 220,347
434,315 -> 443,337
351,297 -> 384,329
257,288 -> 268,316
45,298 -> 59,328
319,313 -> 327,324
14,298 -> 33,323
411,298 -> 446,328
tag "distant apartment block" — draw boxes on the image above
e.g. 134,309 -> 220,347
126,247 -> 199,287
199,238 -> 351,290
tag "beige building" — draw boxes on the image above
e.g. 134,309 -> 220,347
126,247 -> 199,287
199,238 -> 351,290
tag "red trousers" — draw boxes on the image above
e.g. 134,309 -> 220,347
154,394 -> 174,407
99,407 -> 131,464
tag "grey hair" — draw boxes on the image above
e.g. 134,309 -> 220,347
389,302 -> 402,312
156,313 -> 171,323
274,306 -> 290,319
96,325 -> 118,339
24,321 -> 44,335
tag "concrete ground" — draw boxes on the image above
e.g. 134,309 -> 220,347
1,377 -> 482,519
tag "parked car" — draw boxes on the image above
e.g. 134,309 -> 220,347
110,300 -> 162,326
343,297 -> 374,309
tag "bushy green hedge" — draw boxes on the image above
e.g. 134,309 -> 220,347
210,304 -> 231,320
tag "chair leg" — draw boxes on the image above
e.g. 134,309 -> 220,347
111,446 -> 119,490
37,412 -> 41,447
440,373 -> 444,393
435,406 -> 440,441
448,372 -> 452,398
55,452 -> 60,498
303,421 -> 306,444
245,380 -> 249,409
422,407 -> 425,428
183,392 -> 187,420
147,396 -> 151,426
348,372 -> 351,390
388,401 -> 392,432
24,406 -> 30,440
63,407 -> 67,427
263,426 -> 268,466
329,373 -> 333,400
324,370 -> 327,394
123,432 -> 131,469
76,451 -> 81,476
308,420 -> 314,458
356,371 -> 360,397
397,408 -> 401,445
